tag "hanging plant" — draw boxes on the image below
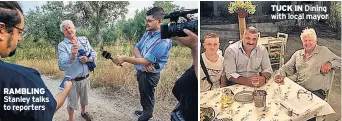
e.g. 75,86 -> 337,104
228,1 -> 256,18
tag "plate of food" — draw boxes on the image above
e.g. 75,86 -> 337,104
234,90 -> 254,103
200,107 -> 215,121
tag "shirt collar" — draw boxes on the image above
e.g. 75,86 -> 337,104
63,37 -> 74,44
300,45 -> 319,56
147,29 -> 161,37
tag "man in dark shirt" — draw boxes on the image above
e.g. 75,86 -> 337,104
172,29 -> 198,121
0,2 -> 72,121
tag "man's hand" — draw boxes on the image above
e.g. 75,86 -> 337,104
321,62 -> 332,73
63,80 -> 73,91
144,63 -> 155,72
71,44 -> 79,59
250,75 -> 266,87
79,56 -> 88,64
114,56 -> 126,66
172,29 -> 198,50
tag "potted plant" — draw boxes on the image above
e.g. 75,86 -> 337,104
228,1 -> 256,18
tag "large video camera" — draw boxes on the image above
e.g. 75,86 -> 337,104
161,9 -> 198,39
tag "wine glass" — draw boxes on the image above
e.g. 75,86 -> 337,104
251,79 -> 259,91
273,70 -> 284,85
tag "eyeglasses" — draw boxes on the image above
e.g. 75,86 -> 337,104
145,19 -> 158,23
297,89 -> 313,101
0,23 -> 25,37
13,26 -> 25,36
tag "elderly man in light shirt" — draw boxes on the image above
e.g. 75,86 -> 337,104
224,26 -> 273,87
275,28 -> 341,100
58,20 -> 97,121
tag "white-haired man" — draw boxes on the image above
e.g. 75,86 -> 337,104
57,20 -> 97,121
275,28 -> 341,121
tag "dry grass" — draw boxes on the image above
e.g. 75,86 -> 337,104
11,45 -> 193,103
16,59 -> 64,79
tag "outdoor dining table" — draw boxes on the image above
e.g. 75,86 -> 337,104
200,77 -> 335,121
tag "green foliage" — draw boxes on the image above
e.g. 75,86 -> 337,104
153,1 -> 183,14
72,1 -> 130,43
23,1 -> 183,48
330,1 -> 341,31
228,1 -> 256,14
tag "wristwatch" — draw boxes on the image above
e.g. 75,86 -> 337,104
259,72 -> 267,83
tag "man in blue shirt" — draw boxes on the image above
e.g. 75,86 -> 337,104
0,2 -> 72,121
57,20 -> 97,121
114,7 -> 172,121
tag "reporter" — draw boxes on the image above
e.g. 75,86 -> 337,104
0,2 -> 72,121
171,29 -> 198,121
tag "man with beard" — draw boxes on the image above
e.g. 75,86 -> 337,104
224,26 -> 273,87
200,33 -> 227,92
113,7 -> 172,121
0,1 -> 72,121
57,20 -> 97,121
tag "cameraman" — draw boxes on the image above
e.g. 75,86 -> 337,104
0,1 -> 72,121
172,29 -> 198,121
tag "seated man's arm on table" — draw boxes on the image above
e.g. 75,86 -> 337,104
260,48 -> 273,79
224,48 -> 253,87
278,51 -> 298,77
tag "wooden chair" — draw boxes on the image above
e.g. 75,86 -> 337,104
267,38 -> 284,69
325,69 -> 336,102
277,32 -> 288,52
317,69 -> 336,121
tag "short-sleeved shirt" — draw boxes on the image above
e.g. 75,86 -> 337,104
224,41 -> 273,80
135,30 -> 172,73
279,45 -> 341,91
57,36 -> 97,79
200,53 -> 225,92
0,60 -> 57,121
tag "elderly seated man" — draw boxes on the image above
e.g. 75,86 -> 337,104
224,26 -> 273,87
275,28 -> 341,100
275,28 -> 341,121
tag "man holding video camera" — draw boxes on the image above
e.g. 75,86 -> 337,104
171,29 -> 198,121
113,7 -> 172,121
0,1 -> 72,121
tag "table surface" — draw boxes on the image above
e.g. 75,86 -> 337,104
200,77 -> 335,121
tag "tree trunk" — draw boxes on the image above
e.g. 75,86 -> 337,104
95,24 -> 103,50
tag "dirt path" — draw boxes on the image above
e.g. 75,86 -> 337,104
42,76 -> 174,121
